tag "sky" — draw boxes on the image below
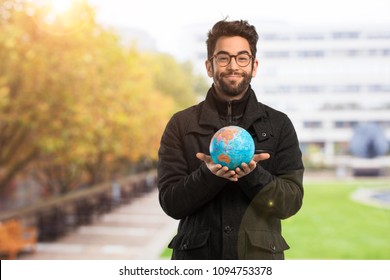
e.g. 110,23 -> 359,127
85,0 -> 390,57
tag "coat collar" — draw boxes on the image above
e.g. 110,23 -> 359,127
199,85 -> 267,129
187,85 -> 271,142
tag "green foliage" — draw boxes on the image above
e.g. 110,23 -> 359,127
146,53 -> 199,110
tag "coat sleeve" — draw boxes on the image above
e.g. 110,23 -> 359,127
157,115 -> 227,220
238,115 -> 304,219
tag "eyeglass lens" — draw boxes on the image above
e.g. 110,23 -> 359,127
215,53 -> 251,67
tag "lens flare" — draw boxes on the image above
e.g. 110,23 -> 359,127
50,0 -> 73,14
29,0 -> 90,36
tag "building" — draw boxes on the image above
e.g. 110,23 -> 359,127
184,21 -> 390,168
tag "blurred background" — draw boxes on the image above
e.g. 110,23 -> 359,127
0,0 -> 389,260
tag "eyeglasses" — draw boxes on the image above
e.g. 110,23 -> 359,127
210,52 -> 253,67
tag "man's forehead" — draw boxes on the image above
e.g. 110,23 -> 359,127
215,50 -> 251,55
214,36 -> 251,53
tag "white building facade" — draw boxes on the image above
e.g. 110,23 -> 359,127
185,22 -> 390,166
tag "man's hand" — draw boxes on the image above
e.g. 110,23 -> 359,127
196,153 -> 238,181
235,153 -> 270,179
196,152 -> 270,182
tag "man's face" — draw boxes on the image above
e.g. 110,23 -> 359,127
206,36 -> 258,100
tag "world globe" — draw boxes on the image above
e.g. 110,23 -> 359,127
209,125 -> 255,170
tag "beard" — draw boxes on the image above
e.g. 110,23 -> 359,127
213,69 -> 253,98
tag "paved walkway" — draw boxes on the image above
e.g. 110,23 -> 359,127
352,186 -> 390,209
16,172 -> 389,260
19,189 -> 178,260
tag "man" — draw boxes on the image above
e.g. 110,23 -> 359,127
157,19 -> 304,260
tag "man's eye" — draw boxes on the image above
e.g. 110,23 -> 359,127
218,57 -> 229,62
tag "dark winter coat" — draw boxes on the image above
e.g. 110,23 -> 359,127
157,86 -> 304,260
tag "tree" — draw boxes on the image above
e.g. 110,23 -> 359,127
147,53 -> 198,110
0,0 -> 200,197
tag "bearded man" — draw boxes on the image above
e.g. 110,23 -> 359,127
157,19 -> 304,260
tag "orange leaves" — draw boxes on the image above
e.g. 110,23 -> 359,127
0,0 -> 198,194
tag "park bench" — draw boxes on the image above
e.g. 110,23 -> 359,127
0,219 -> 37,259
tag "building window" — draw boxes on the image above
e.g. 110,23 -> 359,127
332,85 -> 361,92
296,50 -> 325,57
303,121 -> 323,128
296,33 -> 324,40
262,51 -> 290,58
367,32 -> 390,39
334,121 -> 358,128
332,32 -> 360,39
297,85 -> 324,93
263,85 -> 292,93
262,33 -> 290,41
367,84 -> 390,92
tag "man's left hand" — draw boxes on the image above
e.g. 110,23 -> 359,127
235,153 -> 270,179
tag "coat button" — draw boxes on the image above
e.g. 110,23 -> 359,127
271,244 -> 276,251
224,226 -> 233,234
262,132 -> 267,137
182,244 -> 188,250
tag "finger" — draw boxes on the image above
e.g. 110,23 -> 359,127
196,152 -> 212,163
208,164 -> 221,174
217,167 -> 236,179
229,174 -> 238,182
247,160 -> 257,170
196,152 -> 206,161
253,153 -> 270,162
225,170 -> 238,181
216,166 -> 229,176
235,167 -> 245,179
240,162 -> 251,173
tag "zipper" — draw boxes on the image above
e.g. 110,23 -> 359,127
227,101 -> 232,124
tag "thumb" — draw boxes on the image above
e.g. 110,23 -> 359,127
253,153 -> 270,162
196,152 -> 211,163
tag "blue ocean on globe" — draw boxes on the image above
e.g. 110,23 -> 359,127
209,126 -> 255,170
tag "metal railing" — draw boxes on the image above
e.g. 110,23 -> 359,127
0,170 -> 157,241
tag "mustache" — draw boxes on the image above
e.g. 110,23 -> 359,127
220,71 -> 246,77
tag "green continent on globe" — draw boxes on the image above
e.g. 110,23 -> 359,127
209,126 -> 255,170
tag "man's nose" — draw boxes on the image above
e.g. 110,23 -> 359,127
227,57 -> 239,69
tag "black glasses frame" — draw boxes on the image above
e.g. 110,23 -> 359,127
210,52 -> 254,67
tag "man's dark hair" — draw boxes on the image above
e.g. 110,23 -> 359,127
206,19 -> 259,59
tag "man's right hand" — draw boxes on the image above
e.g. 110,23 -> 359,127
196,152 -> 238,181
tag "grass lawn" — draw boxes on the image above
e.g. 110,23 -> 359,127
161,179 -> 390,259
283,179 -> 390,259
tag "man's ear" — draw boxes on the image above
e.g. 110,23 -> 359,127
205,60 -> 213,77
252,58 -> 259,77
